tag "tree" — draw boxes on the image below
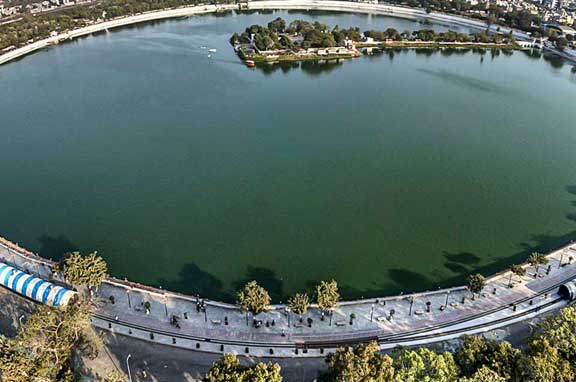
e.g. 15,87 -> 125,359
458,366 -> 506,382
204,353 -> 244,382
529,305 -> 576,362
316,280 -> 339,312
509,264 -> 526,287
556,37 -> 568,51
323,341 -> 394,382
62,251 -> 108,289
454,335 -> 521,380
522,339 -> 574,382
394,347 -> 460,382
288,292 -> 309,317
466,274 -> 485,299
0,301 -> 106,382
237,281 -> 270,315
267,17 -> 286,33
204,353 -> 282,382
528,252 -> 548,276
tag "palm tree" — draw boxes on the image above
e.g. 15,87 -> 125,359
509,264 -> 526,287
528,252 -> 548,277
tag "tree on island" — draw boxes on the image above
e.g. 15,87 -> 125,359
237,280 -> 271,316
288,292 -> 309,319
204,353 -> 282,382
316,280 -> 340,319
467,273 -> 486,300
267,17 -> 286,33
61,251 -> 108,289
508,264 -> 526,287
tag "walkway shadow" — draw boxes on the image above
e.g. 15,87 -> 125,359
158,263 -> 233,303
36,234 -> 77,262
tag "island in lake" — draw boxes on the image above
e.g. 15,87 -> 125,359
230,17 -> 522,65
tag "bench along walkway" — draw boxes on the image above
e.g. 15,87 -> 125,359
1,236 -> 576,358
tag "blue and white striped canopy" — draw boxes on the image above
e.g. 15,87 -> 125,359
0,262 -> 76,307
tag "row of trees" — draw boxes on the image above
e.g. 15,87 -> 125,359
237,279 -> 339,317
0,0 -> 237,50
204,303 -> 576,382
230,18 -> 517,52
237,251 -> 552,320
385,0 -> 543,34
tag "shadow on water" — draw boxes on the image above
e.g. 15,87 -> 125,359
416,68 -> 518,96
298,184 -> 576,301
158,263 -> 233,302
37,234 -> 77,262
232,266 -> 285,303
443,252 -> 481,276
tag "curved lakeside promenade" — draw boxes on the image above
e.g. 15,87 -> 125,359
0,0 -> 537,66
1,235 -> 576,358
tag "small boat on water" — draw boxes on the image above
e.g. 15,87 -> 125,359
208,48 -> 217,53
245,60 -> 256,68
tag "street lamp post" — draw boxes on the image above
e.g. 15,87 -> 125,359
444,291 -> 450,309
370,304 -> 374,322
286,307 -> 291,328
126,354 -> 132,382
559,251 -> 565,269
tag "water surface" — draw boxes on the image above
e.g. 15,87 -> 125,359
1,10 -> 576,302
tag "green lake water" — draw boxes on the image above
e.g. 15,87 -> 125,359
1,10 -> 576,302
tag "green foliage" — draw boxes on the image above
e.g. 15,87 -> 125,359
522,339 -> 574,382
267,17 -> 286,33
62,251 -> 108,288
529,305 -> 576,362
455,335 -> 521,380
466,274 -> 486,296
288,292 -> 309,316
0,301 -> 105,382
316,280 -> 340,312
528,252 -> 548,274
324,341 -> 395,382
1,0 -> 238,51
205,353 -> 282,382
458,366 -> 506,382
393,347 -> 460,382
237,281 -> 270,315
510,264 -> 526,277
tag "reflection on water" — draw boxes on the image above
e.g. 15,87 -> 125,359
251,47 -> 567,76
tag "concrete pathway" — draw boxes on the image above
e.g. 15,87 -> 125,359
1,237 -> 575,358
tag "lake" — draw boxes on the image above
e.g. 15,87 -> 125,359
1,10 -> 576,302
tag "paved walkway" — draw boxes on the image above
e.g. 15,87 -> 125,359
1,236 -> 575,358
